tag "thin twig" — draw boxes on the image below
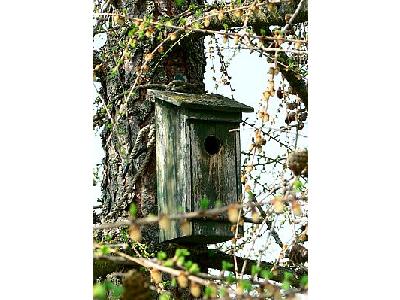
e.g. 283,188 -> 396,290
283,0 -> 306,33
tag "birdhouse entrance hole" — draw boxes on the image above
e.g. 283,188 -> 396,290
204,135 -> 221,155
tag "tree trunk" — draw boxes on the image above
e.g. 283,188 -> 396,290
94,0 -> 206,251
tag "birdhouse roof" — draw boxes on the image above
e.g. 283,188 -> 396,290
148,89 -> 254,113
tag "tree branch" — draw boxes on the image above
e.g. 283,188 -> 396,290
197,249 -> 307,288
278,52 -> 308,109
94,247 -> 307,288
207,1 -> 308,33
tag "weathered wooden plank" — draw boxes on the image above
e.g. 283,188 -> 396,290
216,122 -> 240,205
190,121 -> 240,207
157,103 -> 187,242
149,89 -> 254,113
190,120 -> 216,207
187,120 -> 241,242
234,126 -> 242,203
184,109 -> 242,123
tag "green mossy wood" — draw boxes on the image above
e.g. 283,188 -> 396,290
148,89 -> 253,244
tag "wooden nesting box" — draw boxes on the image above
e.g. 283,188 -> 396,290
148,89 -> 253,244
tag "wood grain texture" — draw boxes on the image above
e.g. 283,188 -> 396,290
190,120 -> 239,209
156,102 -> 190,242
154,91 -> 250,243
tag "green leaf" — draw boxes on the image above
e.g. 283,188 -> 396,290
199,197 -> 209,210
129,39 -> 137,48
110,284 -> 124,299
192,22 -> 201,29
157,251 -> 167,261
100,245 -> 111,255
129,203 -> 138,218
215,200 -> 222,208
188,263 -> 200,274
284,271 -> 293,282
93,283 -> 107,300
282,280 -> 290,290
260,269 -> 272,280
171,277 -> 177,287
109,66 -> 119,79
239,279 -> 252,292
219,287 -> 226,297
247,190 -> 255,201
175,0 -> 185,8
137,30 -> 145,39
177,256 -> 185,266
120,228 -> 129,242
222,260 -> 234,271
188,3 -> 197,10
223,23 -> 229,31
251,265 -> 261,277
128,25 -> 138,37
163,259 -> 174,267
103,281 -> 114,290
159,292 -> 172,300
143,16 -> 151,27
300,275 -> 308,288
178,17 -> 186,26
175,248 -> 190,258
293,179 -> 303,191
155,23 -> 163,30
226,272 -> 236,284
204,286 -> 213,298
184,260 -> 193,269
194,9 -> 203,18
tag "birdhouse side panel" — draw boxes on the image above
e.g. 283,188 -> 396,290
155,103 -> 192,242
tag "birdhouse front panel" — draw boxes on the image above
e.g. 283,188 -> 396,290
189,120 -> 240,211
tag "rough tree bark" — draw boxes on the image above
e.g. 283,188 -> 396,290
95,0 -> 206,250
94,2 -> 206,298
